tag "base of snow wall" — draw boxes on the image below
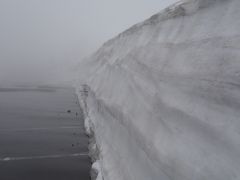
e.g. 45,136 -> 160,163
76,84 -> 170,180
76,85 -> 102,180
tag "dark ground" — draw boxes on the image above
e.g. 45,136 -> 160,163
0,86 -> 91,180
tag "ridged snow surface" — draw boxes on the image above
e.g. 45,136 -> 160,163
77,0 -> 240,179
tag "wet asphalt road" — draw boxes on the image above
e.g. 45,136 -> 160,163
0,86 -> 91,180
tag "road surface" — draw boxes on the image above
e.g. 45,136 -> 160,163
0,86 -> 91,180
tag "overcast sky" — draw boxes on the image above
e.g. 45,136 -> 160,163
0,0 -> 177,85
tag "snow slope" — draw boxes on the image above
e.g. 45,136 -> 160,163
76,0 -> 240,179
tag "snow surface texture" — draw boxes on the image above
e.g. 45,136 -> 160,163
76,0 -> 240,179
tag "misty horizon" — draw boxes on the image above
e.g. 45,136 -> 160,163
0,0 -> 176,86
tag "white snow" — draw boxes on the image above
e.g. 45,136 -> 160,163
76,0 -> 240,179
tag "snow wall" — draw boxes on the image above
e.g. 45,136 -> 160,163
76,0 -> 240,179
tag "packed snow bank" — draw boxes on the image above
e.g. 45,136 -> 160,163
76,0 -> 240,179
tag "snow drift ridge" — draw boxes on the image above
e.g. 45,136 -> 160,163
104,0 -> 227,47
77,0 -> 240,180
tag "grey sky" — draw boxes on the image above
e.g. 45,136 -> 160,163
0,0 -> 177,85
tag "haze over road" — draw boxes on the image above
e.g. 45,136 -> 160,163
0,86 -> 91,180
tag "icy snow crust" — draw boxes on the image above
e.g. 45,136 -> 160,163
77,0 -> 240,179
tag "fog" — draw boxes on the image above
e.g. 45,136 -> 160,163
0,0 -> 177,86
